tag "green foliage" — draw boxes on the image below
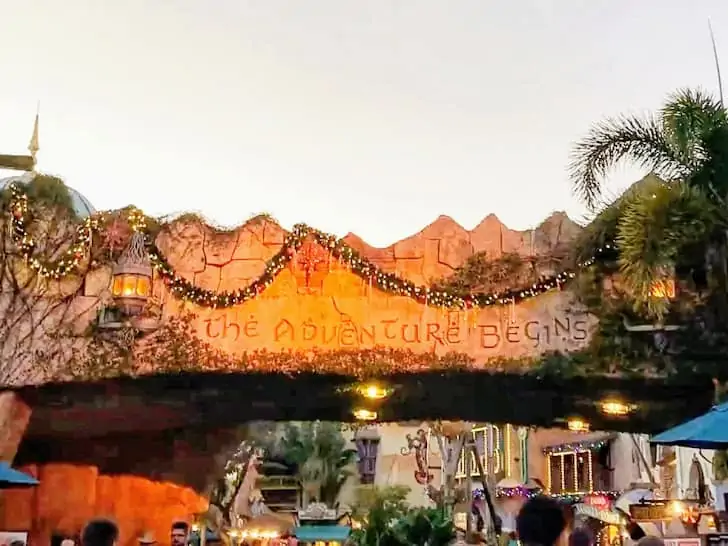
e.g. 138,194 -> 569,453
392,507 -> 456,546
432,252 -> 530,295
351,505 -> 455,546
0,174 -> 76,221
351,484 -> 411,522
271,421 -> 358,506
208,422 -> 278,526
350,486 -> 411,546
570,88 -> 728,318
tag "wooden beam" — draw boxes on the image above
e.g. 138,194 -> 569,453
0,154 -> 35,171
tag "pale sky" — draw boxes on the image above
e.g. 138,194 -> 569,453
1,1 -> 726,246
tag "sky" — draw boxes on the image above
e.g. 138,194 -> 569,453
1,0 -> 727,246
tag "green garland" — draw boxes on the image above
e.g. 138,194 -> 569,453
8,182 -> 615,309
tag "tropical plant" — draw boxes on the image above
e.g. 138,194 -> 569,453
351,484 -> 411,521
570,88 -> 728,317
207,422 -> 278,527
273,421 -> 358,506
390,507 -> 456,546
349,486 -> 411,546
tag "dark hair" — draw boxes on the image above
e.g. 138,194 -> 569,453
569,528 -> 593,546
82,519 -> 119,546
10,540 -> 25,546
516,495 -> 566,546
171,522 -> 189,532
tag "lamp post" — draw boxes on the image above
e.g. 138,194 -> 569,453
111,231 -> 153,316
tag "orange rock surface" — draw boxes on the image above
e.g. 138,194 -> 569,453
0,464 -> 207,546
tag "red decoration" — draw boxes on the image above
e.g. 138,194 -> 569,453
295,241 -> 328,286
401,429 -> 433,485
583,494 -> 611,511
102,217 -> 132,254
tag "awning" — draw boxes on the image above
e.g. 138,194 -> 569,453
574,503 -> 625,526
542,432 -> 616,454
293,525 -> 351,542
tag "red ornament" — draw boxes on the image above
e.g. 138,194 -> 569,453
102,217 -> 132,254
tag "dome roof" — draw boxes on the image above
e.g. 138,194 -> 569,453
0,174 -> 95,218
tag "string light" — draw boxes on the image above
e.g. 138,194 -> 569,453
542,439 -> 609,456
8,183 -> 617,309
8,183 -> 100,279
495,486 -> 541,498
546,454 -> 552,492
587,450 -> 594,492
560,453 -> 566,491
549,491 -> 621,504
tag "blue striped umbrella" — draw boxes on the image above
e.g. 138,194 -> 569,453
651,401 -> 728,449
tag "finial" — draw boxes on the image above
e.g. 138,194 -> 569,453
28,103 -> 39,168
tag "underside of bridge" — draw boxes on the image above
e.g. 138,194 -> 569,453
2,368 -> 717,545
16,368 -> 716,449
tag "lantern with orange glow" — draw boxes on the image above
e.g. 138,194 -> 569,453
111,232 -> 153,316
649,278 -> 676,299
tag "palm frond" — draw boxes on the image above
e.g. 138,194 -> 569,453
570,114 -> 691,210
616,182 -> 717,316
661,88 -> 727,167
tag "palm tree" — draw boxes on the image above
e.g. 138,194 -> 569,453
275,421 -> 358,506
570,88 -> 728,316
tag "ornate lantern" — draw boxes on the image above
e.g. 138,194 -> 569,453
112,231 -> 152,316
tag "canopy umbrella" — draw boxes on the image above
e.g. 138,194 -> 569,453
0,462 -> 38,488
614,489 -> 653,514
651,401 -> 728,449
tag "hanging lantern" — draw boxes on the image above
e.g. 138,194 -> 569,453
649,279 -> 676,299
111,231 -> 152,316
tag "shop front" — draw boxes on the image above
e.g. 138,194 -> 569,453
573,493 -> 626,546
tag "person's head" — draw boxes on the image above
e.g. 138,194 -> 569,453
516,495 -> 567,546
569,528 -> 593,546
637,537 -> 665,546
170,522 -> 189,546
82,519 -> 119,546
61,539 -> 76,546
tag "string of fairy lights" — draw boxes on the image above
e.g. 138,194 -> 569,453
7,182 -> 617,308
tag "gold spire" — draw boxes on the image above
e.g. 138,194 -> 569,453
28,103 -> 39,166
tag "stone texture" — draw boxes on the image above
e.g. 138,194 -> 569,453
155,220 -> 206,278
2,467 -> 207,546
0,392 -> 31,461
84,265 -> 113,298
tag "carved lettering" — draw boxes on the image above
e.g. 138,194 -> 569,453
479,324 -> 500,349
573,320 -> 588,340
274,319 -> 295,342
401,324 -> 421,343
446,326 -> 461,344
243,318 -> 259,338
339,321 -> 358,347
360,324 -> 376,345
554,317 -> 570,338
505,324 -> 519,344
222,318 -> 240,341
302,320 -> 317,342
203,316 -> 240,340
200,313 -> 591,355
322,325 -> 338,345
382,318 -> 398,339
426,323 -> 443,345
204,318 -> 220,339
524,321 -> 540,347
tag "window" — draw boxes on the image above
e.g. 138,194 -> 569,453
356,438 -> 380,484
